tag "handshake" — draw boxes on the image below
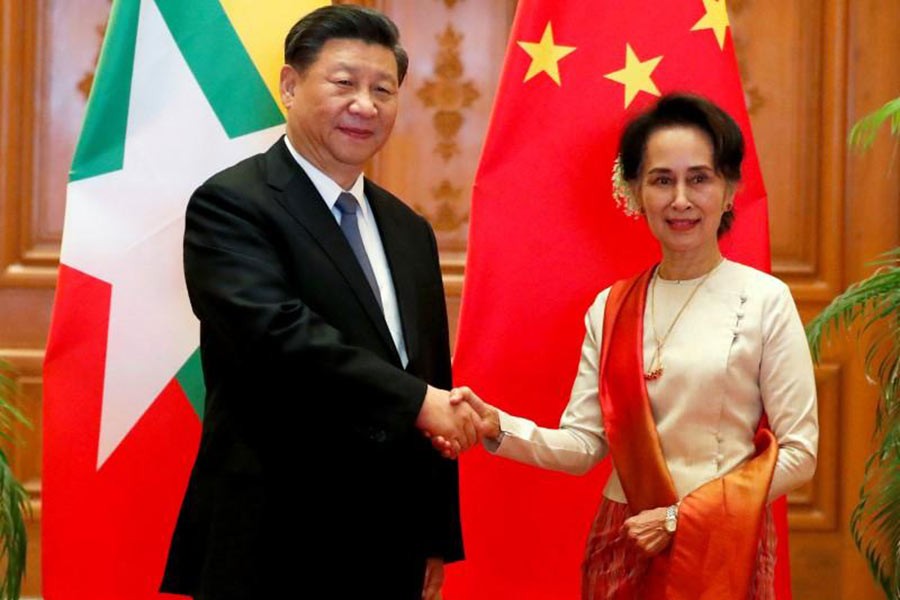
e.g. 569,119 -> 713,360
415,386 -> 499,459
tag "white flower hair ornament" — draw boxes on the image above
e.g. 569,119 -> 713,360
611,154 -> 642,218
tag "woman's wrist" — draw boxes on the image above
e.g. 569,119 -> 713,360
485,409 -> 502,440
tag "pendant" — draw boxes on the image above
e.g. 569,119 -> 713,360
644,367 -> 663,381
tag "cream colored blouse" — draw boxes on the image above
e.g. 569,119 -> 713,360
490,259 -> 819,504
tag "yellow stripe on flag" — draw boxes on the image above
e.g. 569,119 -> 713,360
219,0 -> 329,115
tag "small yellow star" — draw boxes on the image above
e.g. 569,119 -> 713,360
604,44 -> 663,108
517,22 -> 576,86
691,0 -> 730,50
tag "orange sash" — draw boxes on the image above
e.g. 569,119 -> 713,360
599,269 -> 777,599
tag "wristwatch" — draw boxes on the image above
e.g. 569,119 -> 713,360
664,504 -> 678,533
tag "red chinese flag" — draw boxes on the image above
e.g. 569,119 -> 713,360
448,1 -> 792,598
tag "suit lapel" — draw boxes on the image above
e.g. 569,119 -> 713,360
366,180 -> 420,368
264,140 -> 399,362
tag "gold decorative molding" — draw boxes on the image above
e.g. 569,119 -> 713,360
730,36 -> 765,116
415,25 -> 480,162
77,14 -> 109,101
727,2 -> 765,116
414,179 -> 468,233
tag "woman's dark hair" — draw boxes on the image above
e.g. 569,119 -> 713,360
619,93 -> 744,236
284,5 -> 409,85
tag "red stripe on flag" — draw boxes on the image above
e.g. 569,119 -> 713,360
44,265 -> 200,600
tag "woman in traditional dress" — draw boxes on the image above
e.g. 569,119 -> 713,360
448,93 -> 818,599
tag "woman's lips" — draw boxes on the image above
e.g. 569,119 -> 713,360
667,218 -> 700,231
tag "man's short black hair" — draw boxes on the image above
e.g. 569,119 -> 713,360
284,5 -> 409,85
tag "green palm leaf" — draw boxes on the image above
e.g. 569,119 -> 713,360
0,361 -> 30,600
807,250 -> 900,598
848,97 -> 900,151
809,94 -> 900,598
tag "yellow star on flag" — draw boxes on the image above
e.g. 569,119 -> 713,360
691,0 -> 730,49
517,22 -> 576,86
604,43 -> 663,108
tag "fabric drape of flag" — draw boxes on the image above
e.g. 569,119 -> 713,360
448,1 -> 791,598
42,1 -> 324,597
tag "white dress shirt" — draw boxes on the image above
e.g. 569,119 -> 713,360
284,137 -> 408,367
490,259 -> 818,504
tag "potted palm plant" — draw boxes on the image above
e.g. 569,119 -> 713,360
0,360 -> 31,599
805,95 -> 900,599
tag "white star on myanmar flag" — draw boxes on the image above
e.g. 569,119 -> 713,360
62,0 -> 279,467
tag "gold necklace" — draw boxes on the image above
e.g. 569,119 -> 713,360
644,263 -> 719,381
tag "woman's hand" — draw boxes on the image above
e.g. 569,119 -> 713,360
622,506 -> 673,556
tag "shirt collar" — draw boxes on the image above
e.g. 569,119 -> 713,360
283,136 -> 367,217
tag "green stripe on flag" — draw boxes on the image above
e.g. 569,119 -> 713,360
156,0 -> 284,138
69,0 -> 140,182
176,348 -> 206,420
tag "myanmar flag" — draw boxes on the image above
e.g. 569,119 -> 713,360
450,1 -> 791,599
43,1 -> 324,598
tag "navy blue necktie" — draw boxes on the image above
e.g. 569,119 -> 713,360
335,192 -> 382,309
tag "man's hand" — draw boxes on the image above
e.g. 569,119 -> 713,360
416,385 -> 481,458
622,506 -> 672,556
448,386 -> 501,440
422,557 -> 444,600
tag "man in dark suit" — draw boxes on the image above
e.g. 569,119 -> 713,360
161,6 -> 479,599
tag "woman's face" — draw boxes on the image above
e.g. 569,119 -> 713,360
635,125 -> 735,259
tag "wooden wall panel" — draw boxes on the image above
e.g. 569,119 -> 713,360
837,0 -> 900,596
372,0 -> 517,297
731,0 -> 845,305
1,0 -> 109,288
28,0 -> 112,273
1,0 -> 111,595
731,1 -> 827,278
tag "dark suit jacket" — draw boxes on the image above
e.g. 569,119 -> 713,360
161,139 -> 462,598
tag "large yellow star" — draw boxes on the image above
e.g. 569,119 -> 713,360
517,22 -> 576,86
604,44 -> 663,108
691,0 -> 730,50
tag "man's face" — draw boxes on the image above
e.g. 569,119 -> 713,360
280,38 -> 400,188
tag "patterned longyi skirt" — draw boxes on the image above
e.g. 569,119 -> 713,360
581,497 -> 776,600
